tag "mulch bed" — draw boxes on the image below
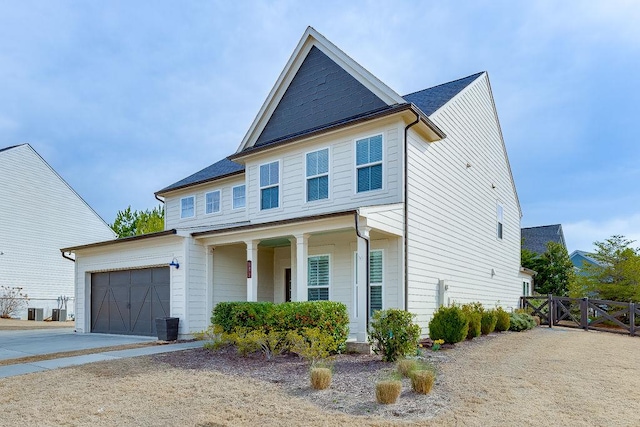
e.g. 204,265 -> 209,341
153,344 -> 453,420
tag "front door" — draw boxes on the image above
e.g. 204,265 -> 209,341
285,268 -> 292,302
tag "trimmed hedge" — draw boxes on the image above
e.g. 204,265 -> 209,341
211,301 -> 349,350
428,305 -> 469,344
494,307 -> 511,332
480,310 -> 498,335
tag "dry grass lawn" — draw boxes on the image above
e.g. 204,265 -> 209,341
0,318 -> 74,330
1,327 -> 639,426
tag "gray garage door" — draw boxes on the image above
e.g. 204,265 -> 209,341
91,267 -> 170,336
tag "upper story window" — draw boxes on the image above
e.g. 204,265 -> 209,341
205,190 -> 221,214
497,204 -> 504,239
356,134 -> 383,193
306,148 -> 329,202
180,196 -> 195,219
260,161 -> 280,210
233,185 -> 246,209
308,255 -> 330,301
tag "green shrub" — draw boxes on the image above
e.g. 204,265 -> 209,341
480,310 -> 498,335
288,327 -> 339,363
368,309 -> 421,362
494,307 -> 510,332
428,306 -> 468,344
509,312 -> 537,332
461,304 -> 481,340
211,301 -> 349,356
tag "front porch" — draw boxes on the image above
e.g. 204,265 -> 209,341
194,210 -> 403,341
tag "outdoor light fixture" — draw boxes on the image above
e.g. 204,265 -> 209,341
169,257 -> 180,269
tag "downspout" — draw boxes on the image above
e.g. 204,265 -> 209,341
155,194 -> 164,204
61,251 -> 75,262
404,111 -> 420,312
354,211 -> 370,333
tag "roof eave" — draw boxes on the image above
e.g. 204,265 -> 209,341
155,170 -> 245,197
61,229 -> 179,252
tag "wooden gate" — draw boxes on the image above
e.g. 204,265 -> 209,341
520,295 -> 638,336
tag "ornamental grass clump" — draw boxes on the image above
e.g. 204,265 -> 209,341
410,370 -> 436,394
375,380 -> 402,404
397,359 -> 418,378
494,307 -> 511,332
310,367 -> 332,390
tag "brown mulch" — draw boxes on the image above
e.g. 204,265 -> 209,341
154,344 -> 452,420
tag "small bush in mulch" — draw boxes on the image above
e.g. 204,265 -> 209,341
410,370 -> 435,394
428,306 -> 469,344
494,307 -> 511,332
509,312 -> 536,331
310,367 -> 332,390
480,310 -> 498,335
368,309 -> 421,362
376,380 -> 402,404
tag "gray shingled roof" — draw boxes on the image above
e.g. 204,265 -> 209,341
521,224 -> 567,255
157,72 -> 484,194
156,157 -> 244,194
403,72 -> 484,116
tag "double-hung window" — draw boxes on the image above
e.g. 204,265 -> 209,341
369,250 -> 383,316
180,196 -> 195,218
260,161 -> 279,210
233,185 -> 246,209
306,148 -> 329,202
205,190 -> 221,214
356,134 -> 383,193
497,204 -> 504,239
308,255 -> 329,301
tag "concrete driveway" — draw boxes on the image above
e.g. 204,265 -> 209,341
0,327 -> 157,361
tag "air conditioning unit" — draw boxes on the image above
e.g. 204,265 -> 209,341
52,309 -> 67,322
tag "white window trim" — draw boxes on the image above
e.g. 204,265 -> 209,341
204,190 -> 222,215
180,195 -> 196,219
354,133 -> 385,194
232,184 -> 246,210
307,253 -> 331,301
497,202 -> 504,240
305,147 -> 330,203
259,160 -> 281,211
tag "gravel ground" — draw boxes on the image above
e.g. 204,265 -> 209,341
1,327 -> 639,426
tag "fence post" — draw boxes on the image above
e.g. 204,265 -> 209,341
548,294 -> 553,328
630,302 -> 635,337
581,297 -> 588,330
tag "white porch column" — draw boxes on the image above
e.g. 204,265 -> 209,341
294,233 -> 308,302
246,240 -> 259,302
356,227 -> 370,342
290,237 -> 297,300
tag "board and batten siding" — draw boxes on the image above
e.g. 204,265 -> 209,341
0,144 -> 115,319
406,74 -> 521,332
73,235 -> 185,334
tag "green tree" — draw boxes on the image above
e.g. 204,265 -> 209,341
576,235 -> 640,301
110,205 -> 165,238
522,241 -> 575,296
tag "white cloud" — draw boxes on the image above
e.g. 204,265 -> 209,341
564,214 -> 640,253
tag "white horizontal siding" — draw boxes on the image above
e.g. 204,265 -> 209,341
212,244 -> 247,305
407,74 -> 521,334
0,145 -> 115,319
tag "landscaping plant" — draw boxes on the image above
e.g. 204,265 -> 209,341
375,380 -> 402,404
397,359 -> 418,378
509,312 -> 537,331
494,307 -> 511,332
0,286 -> 29,319
461,304 -> 482,340
428,305 -> 469,344
310,367 -> 332,390
368,309 -> 421,362
480,309 -> 498,335
410,370 -> 435,394
288,327 -> 339,364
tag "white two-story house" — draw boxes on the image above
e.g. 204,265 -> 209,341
63,27 -> 523,340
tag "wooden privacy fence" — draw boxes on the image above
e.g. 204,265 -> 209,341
520,295 -> 639,336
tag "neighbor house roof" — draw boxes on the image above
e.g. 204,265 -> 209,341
521,224 -> 567,255
570,250 -> 604,267
157,73 -> 482,195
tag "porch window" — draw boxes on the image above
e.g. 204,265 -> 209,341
260,161 -> 279,210
356,134 -> 383,193
306,148 -> 329,202
370,250 -> 383,316
205,190 -> 221,214
497,203 -> 504,239
233,185 -> 246,209
180,196 -> 195,218
308,255 -> 329,301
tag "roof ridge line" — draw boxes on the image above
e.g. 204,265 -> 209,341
402,71 -> 485,97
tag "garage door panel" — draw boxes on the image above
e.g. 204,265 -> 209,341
91,267 -> 170,336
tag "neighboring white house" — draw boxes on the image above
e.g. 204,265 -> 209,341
0,144 -> 116,319
63,27 -> 524,340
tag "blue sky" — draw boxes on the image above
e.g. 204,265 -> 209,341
1,1 -> 638,252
